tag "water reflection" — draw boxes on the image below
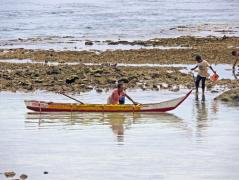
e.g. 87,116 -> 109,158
194,93 -> 209,137
104,113 -> 128,143
211,99 -> 219,114
25,112 -> 189,142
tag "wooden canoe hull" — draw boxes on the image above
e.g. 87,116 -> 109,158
25,90 -> 192,113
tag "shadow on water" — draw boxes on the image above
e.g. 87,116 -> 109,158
25,112 -> 189,142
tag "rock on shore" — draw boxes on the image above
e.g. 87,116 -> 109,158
214,88 -> 239,102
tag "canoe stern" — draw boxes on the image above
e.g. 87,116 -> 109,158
24,100 -> 49,112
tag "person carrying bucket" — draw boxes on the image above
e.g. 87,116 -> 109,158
191,55 -> 218,95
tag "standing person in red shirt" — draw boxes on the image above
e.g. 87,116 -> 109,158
107,83 -> 138,105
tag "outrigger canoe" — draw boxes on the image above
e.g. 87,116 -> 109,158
25,90 -> 192,113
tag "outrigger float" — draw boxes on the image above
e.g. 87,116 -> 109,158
25,90 -> 192,113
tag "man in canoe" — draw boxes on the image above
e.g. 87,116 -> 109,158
232,50 -> 239,70
191,55 -> 217,95
107,83 -> 139,105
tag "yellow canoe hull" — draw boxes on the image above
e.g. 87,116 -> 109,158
25,90 -> 192,113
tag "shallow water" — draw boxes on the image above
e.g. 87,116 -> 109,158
0,37 -> 191,51
1,0 -> 239,41
0,89 -> 239,179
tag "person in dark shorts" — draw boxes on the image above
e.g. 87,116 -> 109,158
191,55 -> 216,95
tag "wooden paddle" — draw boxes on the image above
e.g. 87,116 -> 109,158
59,92 -> 84,104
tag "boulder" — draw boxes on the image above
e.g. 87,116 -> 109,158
15,70 -> 23,76
159,83 -> 169,89
20,174 -> 28,179
118,78 -> 129,83
166,73 -> 178,80
152,84 -> 159,90
34,79 -> 44,83
65,75 -> 79,84
96,88 -> 103,93
93,69 -> 104,74
151,73 -> 160,79
169,85 -> 180,92
85,41 -> 93,45
94,73 -> 102,77
3,74 -> 13,80
18,80 -> 31,87
47,66 -> 60,75
214,88 -> 239,103
85,85 -> 94,90
143,76 -> 151,80
107,78 -> 117,84
138,84 -> 146,90
4,171 -> 16,178
128,75 -> 138,81
211,90 -> 219,93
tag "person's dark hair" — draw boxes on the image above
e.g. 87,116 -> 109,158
232,50 -> 237,56
117,83 -> 124,89
195,55 -> 202,61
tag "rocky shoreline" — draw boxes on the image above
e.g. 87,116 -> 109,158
0,62 -> 238,94
0,36 -> 238,97
0,36 -> 239,64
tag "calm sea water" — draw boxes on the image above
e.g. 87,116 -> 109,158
0,90 -> 239,179
0,0 -> 239,40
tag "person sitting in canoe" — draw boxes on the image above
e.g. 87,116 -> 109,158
107,83 -> 139,105
191,55 -> 217,95
232,50 -> 239,70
